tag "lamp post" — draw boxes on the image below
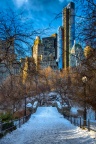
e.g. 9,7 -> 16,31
35,74 -> 38,96
82,76 -> 87,126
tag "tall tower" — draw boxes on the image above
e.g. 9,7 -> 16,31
57,26 -> 64,70
62,2 -> 75,68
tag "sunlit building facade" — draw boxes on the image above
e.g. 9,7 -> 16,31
32,34 -> 58,70
22,57 -> 36,84
32,36 -> 43,70
62,2 -> 75,68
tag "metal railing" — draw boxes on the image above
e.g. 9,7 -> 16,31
0,113 -> 31,138
56,106 -> 96,132
63,113 -> 96,132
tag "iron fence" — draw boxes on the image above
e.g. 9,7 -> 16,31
56,105 -> 96,132
0,113 -> 31,138
63,113 -> 96,132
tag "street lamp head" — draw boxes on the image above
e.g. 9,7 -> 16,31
82,76 -> 87,83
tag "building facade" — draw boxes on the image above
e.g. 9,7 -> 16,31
32,34 -> 58,70
41,34 -> 57,69
22,57 -> 36,83
57,26 -> 64,70
70,41 -> 84,67
62,2 -> 75,68
32,36 -> 43,70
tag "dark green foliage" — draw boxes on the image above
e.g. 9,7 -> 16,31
2,122 -> 13,131
0,133 -> 4,138
0,113 -> 16,137
0,113 -> 13,122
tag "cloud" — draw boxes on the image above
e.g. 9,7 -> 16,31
59,0 -> 71,4
11,0 -> 70,34
13,0 -> 54,10
59,0 -> 64,2
13,0 -> 28,7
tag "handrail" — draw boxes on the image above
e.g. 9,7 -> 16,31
56,105 -> 96,132
0,113 -> 31,137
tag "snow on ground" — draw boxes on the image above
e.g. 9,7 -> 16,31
0,107 -> 96,144
87,108 -> 96,120
33,101 -> 38,109
26,103 -> 32,108
47,92 -> 58,96
70,106 -> 79,114
56,101 -> 62,109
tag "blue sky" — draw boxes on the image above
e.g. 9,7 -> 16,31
0,0 -> 71,37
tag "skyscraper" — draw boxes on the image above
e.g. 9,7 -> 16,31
41,34 -> 57,69
57,26 -> 64,70
62,2 -> 75,68
32,34 -> 57,70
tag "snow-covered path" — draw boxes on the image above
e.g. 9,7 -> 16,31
0,107 -> 95,144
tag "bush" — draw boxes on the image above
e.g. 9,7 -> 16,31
2,122 -> 13,131
0,113 -> 13,122
2,121 -> 16,133
0,113 -> 17,138
0,123 -> 16,138
0,133 -> 4,138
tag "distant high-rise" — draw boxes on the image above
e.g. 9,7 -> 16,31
70,41 -> 84,67
32,34 -> 57,70
57,26 -> 64,70
62,2 -> 75,68
32,36 -> 43,70
41,34 -> 57,69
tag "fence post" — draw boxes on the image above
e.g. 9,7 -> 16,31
77,117 -> 79,126
71,117 -> 73,124
71,116 -> 72,124
74,117 -> 75,125
80,117 -> 81,128
0,121 -> 2,133
23,117 -> 24,124
25,115 -> 27,122
11,119 -> 13,132
76,118 -> 77,126
19,118 -> 20,128
88,119 -> 90,131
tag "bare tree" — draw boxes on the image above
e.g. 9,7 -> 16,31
50,69 -> 71,107
0,75 -> 26,112
0,8 -> 49,84
70,50 -> 96,110
75,0 -> 96,48
0,8 -> 48,61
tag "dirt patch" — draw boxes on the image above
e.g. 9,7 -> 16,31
13,109 -> 30,119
